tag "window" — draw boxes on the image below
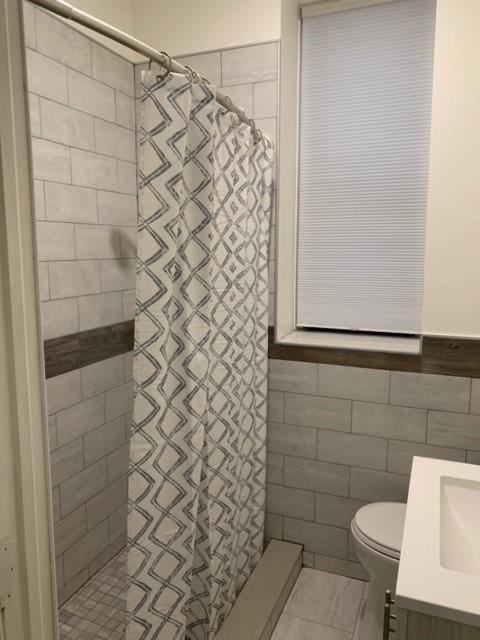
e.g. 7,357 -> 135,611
277,0 -> 436,350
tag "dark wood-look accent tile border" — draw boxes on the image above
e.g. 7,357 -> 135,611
268,328 -> 480,378
45,322 -> 480,380
44,320 -> 134,379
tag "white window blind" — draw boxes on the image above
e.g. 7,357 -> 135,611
296,0 -> 436,334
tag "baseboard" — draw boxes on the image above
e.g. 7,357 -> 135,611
215,540 -> 302,640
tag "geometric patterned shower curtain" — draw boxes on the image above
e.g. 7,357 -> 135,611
126,71 -> 274,640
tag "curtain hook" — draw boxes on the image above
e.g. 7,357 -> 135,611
184,64 -> 200,83
156,51 -> 172,79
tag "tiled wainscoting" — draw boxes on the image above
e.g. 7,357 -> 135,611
47,353 -> 132,603
265,359 -> 480,579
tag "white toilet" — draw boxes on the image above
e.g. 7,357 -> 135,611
351,502 -> 407,640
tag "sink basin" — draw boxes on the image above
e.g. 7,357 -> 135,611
440,476 -> 480,576
396,457 -> 480,627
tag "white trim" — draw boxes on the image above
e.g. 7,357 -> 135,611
278,329 -> 422,354
0,0 -> 57,638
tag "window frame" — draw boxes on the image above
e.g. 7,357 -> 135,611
275,0 -> 424,354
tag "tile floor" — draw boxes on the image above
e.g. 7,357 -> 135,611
272,568 -> 368,640
57,552 -> 367,640
58,548 -> 126,640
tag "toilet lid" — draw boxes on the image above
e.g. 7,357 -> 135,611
354,502 -> 406,554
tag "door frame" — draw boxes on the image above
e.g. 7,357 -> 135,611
0,0 -> 57,637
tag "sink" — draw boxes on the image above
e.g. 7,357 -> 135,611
440,476 -> 480,576
396,457 -> 480,627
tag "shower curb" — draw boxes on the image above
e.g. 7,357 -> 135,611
215,540 -> 302,640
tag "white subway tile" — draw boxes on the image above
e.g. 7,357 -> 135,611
97,191 -> 137,226
107,443 -> 129,482
71,149 -> 117,190
105,381 -> 134,421
470,379 -> 480,414
36,221 -> 75,261
86,475 -> 127,529
254,80 -> 277,119
84,416 -> 125,466
255,116 -> 277,145
40,98 -> 95,150
316,430 -> 387,471
23,3 -> 36,49
269,359 -> 317,394
51,438 -> 84,487
285,393 -> 351,431
38,262 -> 50,301
26,49 -> 68,103
48,415 -> 58,450
80,355 -> 125,399
99,258 -> 136,292
266,484 -> 315,521
41,298 -> 79,339
78,291 -> 123,331
115,91 -> 135,129
44,182 -> 97,223
54,505 -> 87,556
283,518 -> 347,558
390,372 -> 470,412
117,160 -> 137,194
428,411 -> 480,451
62,512 -> 108,578
317,364 -> 390,403
75,224 -> 122,260
177,52 -> 221,86
120,227 -> 137,257
32,138 -> 71,183
284,456 -> 350,496
56,394 -> 106,446
352,401 -> 427,443
92,43 -> 134,96
222,43 -> 278,86
33,180 -> 46,220
350,468 -> 410,502
28,93 -> 41,136
122,289 -> 135,321
35,9 -> 92,75
49,260 -> 101,299
46,369 -> 81,414
67,69 -> 115,121
220,83 -> 253,116
94,119 -> 136,162
387,440 -> 465,475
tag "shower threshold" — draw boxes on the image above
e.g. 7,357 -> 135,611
57,541 -> 301,640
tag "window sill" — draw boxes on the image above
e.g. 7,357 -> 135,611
276,329 -> 422,355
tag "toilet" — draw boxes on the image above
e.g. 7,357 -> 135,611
351,502 -> 407,640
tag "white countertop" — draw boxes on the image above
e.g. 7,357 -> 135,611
396,456 -> 480,627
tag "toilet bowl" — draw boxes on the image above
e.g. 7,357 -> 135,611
351,502 -> 406,640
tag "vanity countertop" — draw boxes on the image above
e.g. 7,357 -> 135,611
396,456 -> 480,628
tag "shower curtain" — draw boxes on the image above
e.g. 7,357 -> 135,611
127,72 -> 274,640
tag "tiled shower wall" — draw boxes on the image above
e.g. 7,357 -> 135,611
24,3 -> 136,603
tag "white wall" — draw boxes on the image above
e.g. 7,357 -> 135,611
131,0 -> 281,56
422,0 -> 480,337
68,0 -> 139,60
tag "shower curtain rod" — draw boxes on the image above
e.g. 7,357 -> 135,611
26,0 -> 273,146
